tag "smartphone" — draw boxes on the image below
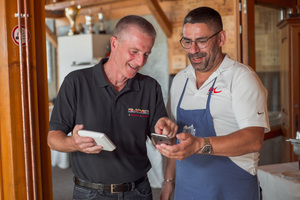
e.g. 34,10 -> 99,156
151,133 -> 175,145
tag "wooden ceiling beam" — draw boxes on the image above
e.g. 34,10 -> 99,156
46,25 -> 58,49
45,0 -> 121,11
255,0 -> 296,9
45,10 -> 65,18
144,0 -> 172,37
45,0 -> 173,37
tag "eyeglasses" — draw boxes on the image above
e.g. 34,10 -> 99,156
180,31 -> 221,49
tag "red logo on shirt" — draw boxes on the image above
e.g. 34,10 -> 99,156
128,108 -> 149,118
209,87 -> 222,94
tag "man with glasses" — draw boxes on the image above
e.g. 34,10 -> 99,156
48,15 -> 178,200
155,7 -> 270,200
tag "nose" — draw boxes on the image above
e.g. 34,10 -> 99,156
136,54 -> 146,67
189,41 -> 200,54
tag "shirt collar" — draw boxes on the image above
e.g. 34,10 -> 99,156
183,54 -> 236,89
216,54 -> 235,73
93,58 -> 109,87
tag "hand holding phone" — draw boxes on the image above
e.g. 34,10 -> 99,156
151,133 -> 175,145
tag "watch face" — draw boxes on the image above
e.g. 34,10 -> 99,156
201,145 -> 212,155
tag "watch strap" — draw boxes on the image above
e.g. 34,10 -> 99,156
203,137 -> 210,145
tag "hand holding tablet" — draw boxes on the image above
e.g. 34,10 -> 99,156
78,130 -> 116,151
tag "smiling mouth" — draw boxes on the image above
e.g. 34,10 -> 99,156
189,52 -> 206,63
128,63 -> 139,69
191,56 -> 204,63
193,56 -> 202,61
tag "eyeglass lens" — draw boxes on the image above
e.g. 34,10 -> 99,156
180,31 -> 221,49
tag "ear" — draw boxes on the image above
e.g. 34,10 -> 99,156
219,30 -> 226,47
110,36 -> 118,51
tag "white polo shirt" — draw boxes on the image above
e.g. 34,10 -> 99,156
167,55 -> 270,175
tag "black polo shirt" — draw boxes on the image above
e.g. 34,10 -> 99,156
49,58 -> 168,183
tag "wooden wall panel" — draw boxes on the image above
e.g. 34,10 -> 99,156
0,0 -> 27,198
278,18 -> 300,162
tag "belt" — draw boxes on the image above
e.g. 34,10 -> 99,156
74,175 -> 147,193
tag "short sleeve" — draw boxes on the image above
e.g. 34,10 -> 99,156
49,77 -> 77,134
232,70 -> 270,133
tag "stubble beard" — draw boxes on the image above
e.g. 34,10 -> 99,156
189,47 -> 221,73
188,52 -> 214,72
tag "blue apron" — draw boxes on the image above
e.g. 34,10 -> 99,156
174,78 -> 259,200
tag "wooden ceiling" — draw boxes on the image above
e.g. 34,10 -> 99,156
45,0 -> 124,11
45,0 -> 173,37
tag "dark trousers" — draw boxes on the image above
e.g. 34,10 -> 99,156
72,178 -> 152,200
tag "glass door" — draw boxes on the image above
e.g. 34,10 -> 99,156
255,5 -> 282,129
254,5 -> 283,165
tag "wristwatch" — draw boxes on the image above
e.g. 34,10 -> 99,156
199,137 -> 212,155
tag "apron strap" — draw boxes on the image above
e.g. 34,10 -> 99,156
178,78 -> 189,107
206,77 -> 217,109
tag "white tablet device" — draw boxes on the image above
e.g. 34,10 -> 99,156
78,130 -> 116,151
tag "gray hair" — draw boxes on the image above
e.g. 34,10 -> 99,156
113,15 -> 156,40
183,7 -> 223,32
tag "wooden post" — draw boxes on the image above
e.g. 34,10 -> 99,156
0,0 -> 52,199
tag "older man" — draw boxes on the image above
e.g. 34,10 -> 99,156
48,15 -> 177,200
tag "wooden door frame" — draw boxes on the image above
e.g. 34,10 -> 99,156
239,0 -> 255,69
0,0 -> 52,199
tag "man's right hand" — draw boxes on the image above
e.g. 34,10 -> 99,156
47,124 -> 103,154
71,124 -> 103,154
